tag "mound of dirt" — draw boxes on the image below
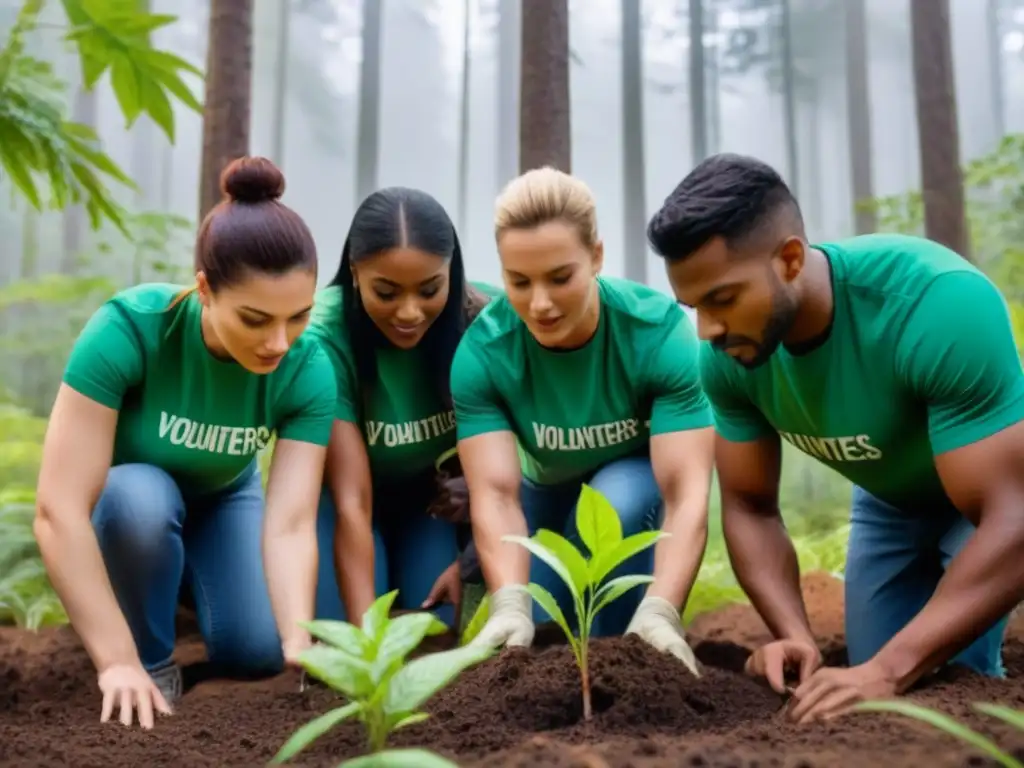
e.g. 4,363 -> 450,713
2,571 -> 1023,767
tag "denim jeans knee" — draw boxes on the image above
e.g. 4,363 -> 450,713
184,468 -> 283,677
92,464 -> 187,671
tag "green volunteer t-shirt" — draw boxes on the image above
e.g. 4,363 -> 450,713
306,280 -> 503,479
451,276 -> 714,485
700,233 -> 1024,509
62,283 -> 337,497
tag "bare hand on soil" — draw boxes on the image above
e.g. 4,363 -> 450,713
743,638 -> 823,694
97,662 -> 172,729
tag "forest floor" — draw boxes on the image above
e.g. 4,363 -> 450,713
2,571 -> 1023,767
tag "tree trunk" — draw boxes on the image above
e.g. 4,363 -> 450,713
844,0 -> 875,234
910,0 -> 969,260
61,87 -> 96,272
355,0 -> 382,203
496,0 -> 521,189
270,0 -> 291,166
687,0 -> 707,164
198,0 -> 254,223
519,0 -> 571,173
457,0 -> 472,233
621,0 -> 646,283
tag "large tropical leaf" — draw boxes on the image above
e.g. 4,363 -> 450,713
0,0 -> 203,235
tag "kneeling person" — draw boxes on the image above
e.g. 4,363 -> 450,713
649,152 -> 1024,722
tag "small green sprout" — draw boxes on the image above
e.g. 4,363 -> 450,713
853,700 -> 1024,768
272,590 -> 495,767
459,591 -> 491,646
502,483 -> 668,720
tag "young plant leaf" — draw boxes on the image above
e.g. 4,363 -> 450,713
383,643 -> 494,715
576,483 -> 622,557
373,613 -> 449,683
534,529 -> 590,593
460,592 -> 491,646
363,590 -> 400,645
270,701 -> 361,764
853,701 -> 1023,768
501,535 -> 579,602
380,612 -> 448,651
592,574 -> 656,615
387,711 -> 431,731
298,644 -> 374,700
301,619 -> 369,658
975,703 -> 1024,731
590,530 -> 667,584
525,582 -> 577,647
340,748 -> 459,768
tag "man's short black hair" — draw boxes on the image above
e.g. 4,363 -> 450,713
647,153 -> 802,262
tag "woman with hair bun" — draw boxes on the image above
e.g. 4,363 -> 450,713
34,156 -> 336,730
306,187 -> 500,630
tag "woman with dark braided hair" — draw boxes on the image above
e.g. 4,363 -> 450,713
305,187 -> 500,628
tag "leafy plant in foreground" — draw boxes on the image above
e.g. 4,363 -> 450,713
503,483 -> 668,720
272,591 -> 494,767
854,699 -> 1024,767
0,485 -> 66,629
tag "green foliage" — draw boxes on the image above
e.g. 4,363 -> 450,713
0,399 -> 64,629
854,699 -> 1024,768
273,591 -> 493,765
88,209 -> 194,283
864,133 -> 1024,349
0,485 -> 66,629
790,523 -> 849,578
503,484 -> 667,720
60,0 -> 204,142
459,591 -> 490,646
0,210 -> 193,410
0,0 -> 202,235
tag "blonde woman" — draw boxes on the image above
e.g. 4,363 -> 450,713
450,167 -> 714,674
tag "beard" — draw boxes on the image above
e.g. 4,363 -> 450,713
714,270 -> 799,369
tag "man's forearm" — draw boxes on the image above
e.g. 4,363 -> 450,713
472,494 -> 529,590
647,503 -> 708,609
334,510 -> 376,624
263,524 -> 317,647
34,510 -> 139,671
873,513 -> 1024,691
724,502 -> 815,643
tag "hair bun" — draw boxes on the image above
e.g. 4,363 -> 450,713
220,156 -> 285,204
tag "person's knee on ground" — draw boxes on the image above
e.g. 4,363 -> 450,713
390,513 -> 461,629
93,463 -> 185,564
939,514 -> 1008,677
205,612 -> 285,677
844,487 -> 1008,677
91,463 -> 186,670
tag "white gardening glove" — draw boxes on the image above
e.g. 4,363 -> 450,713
626,596 -> 701,677
470,585 -> 535,649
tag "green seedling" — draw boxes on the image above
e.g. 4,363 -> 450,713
272,590 -> 495,767
854,700 -> 1024,768
502,483 -> 668,720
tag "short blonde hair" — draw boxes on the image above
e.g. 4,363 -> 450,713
494,167 -> 599,249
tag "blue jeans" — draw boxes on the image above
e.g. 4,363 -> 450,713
522,455 -> 662,637
314,480 -> 460,628
845,485 -> 1008,676
92,463 -> 282,677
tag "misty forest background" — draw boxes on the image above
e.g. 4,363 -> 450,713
2,0 -> 1023,632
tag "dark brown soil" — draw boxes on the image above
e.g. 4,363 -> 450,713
3,572 -> 1024,766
